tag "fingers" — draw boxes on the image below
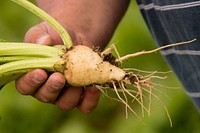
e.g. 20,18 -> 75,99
55,86 -> 83,111
24,23 -> 53,45
16,70 -> 66,103
55,86 -> 100,113
16,69 -> 100,112
34,72 -> 65,103
16,69 -> 48,95
24,21 -> 93,47
78,87 -> 100,113
24,22 -> 63,45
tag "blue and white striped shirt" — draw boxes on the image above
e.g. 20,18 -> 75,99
136,0 -> 200,111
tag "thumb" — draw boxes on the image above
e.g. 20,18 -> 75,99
24,23 -> 53,45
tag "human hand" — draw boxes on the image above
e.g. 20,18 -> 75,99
15,0 -> 129,113
16,22 -> 100,113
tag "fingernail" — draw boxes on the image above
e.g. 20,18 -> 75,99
36,34 -> 49,44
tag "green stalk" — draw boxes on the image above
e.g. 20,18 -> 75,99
0,56 -> 65,89
0,58 -> 58,73
0,56 -> 35,64
0,58 -> 62,88
11,0 -> 73,48
0,42 -> 64,57
0,69 -> 35,89
0,43 -> 65,89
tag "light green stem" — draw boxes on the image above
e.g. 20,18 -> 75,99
11,0 -> 73,48
0,58 -> 60,88
0,42 -> 64,57
0,56 -> 35,63
0,58 -> 58,73
0,42 -> 65,89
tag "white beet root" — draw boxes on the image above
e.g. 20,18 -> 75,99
63,45 -> 126,86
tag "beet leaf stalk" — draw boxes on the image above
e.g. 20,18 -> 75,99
0,43 -> 65,88
11,0 -> 73,48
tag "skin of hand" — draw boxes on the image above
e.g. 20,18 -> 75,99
15,0 -> 130,113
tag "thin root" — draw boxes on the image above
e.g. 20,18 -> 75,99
116,39 -> 196,62
97,40 -> 189,125
111,81 -> 142,120
142,87 -> 173,127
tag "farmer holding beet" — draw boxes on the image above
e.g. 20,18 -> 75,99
16,0 -> 200,115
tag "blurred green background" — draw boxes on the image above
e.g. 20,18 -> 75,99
0,1 -> 200,133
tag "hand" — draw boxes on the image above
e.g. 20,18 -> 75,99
16,22 -> 100,113
15,0 -> 129,113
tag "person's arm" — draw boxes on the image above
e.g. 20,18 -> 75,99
36,0 -> 130,48
16,0 -> 130,113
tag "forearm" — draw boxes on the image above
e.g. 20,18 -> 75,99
36,0 -> 130,49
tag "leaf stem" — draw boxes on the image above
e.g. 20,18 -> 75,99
0,42 -> 64,58
0,58 -> 60,88
11,0 -> 73,48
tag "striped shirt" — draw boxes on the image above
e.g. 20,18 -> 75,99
136,0 -> 200,111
